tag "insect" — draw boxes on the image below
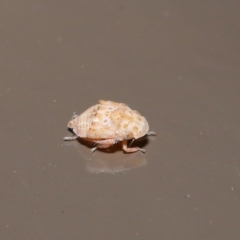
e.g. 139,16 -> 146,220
64,100 -> 156,153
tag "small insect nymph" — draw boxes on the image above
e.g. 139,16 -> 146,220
64,100 -> 156,153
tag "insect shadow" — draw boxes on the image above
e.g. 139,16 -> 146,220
63,140 -> 148,174
65,127 -> 151,154
76,137 -> 150,154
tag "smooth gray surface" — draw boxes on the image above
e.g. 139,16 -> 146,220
1,1 -> 240,240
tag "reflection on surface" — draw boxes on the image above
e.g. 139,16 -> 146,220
63,140 -> 147,174
86,151 -> 147,174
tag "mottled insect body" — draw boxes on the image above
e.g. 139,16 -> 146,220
64,100 -> 155,153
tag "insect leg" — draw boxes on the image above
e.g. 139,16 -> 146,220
89,139 -> 116,152
63,135 -> 78,141
147,131 -> 156,136
122,140 -> 146,153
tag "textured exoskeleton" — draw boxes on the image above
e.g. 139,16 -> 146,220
64,100 -> 155,153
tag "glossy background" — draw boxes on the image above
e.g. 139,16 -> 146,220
1,1 -> 240,239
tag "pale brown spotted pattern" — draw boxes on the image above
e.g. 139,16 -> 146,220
64,100 -> 156,153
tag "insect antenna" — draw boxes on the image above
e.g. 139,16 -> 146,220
129,139 -> 134,147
